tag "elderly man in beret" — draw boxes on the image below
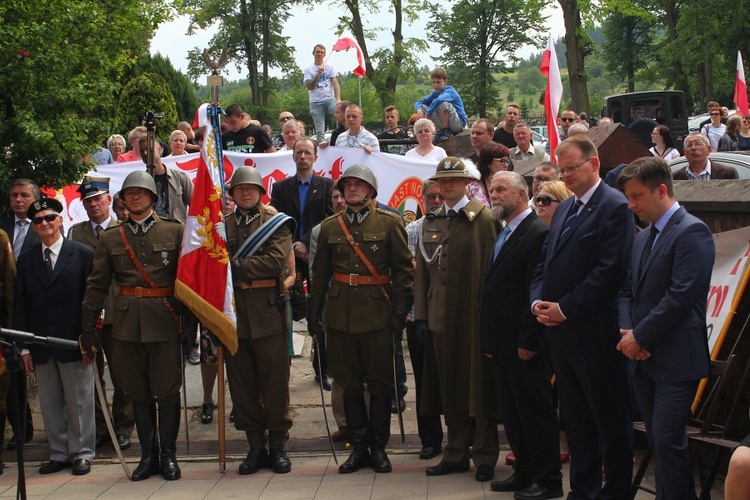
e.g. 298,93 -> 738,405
14,198 -> 96,476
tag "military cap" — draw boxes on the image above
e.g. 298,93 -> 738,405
27,197 -> 63,219
429,156 -> 475,181
77,175 -> 110,200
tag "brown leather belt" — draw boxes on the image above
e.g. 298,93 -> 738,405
237,279 -> 277,290
333,273 -> 391,286
120,286 -> 174,298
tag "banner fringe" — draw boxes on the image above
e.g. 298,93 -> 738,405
175,280 -> 238,355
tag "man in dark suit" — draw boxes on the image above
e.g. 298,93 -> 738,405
672,132 -> 739,180
530,136 -> 635,499
617,157 -> 714,499
14,198 -> 95,476
0,178 -> 40,449
270,137 -> 334,390
481,171 -> 562,499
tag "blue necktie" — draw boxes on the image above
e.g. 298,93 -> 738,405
493,226 -> 511,261
561,199 -> 583,235
641,225 -> 659,272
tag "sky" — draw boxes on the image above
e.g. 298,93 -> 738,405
150,2 -> 567,83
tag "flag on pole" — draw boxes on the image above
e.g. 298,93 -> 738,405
540,34 -> 563,161
175,103 -> 238,355
332,30 -> 366,78
735,51 -> 748,116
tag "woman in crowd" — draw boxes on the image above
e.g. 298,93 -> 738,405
168,130 -> 188,156
718,115 -> 742,151
649,125 -> 680,161
738,114 -> 750,151
405,118 -> 447,162
535,180 -> 573,227
701,107 -> 726,151
107,134 -> 126,162
468,142 -> 511,207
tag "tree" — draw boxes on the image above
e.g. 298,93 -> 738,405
0,0 -> 173,193
124,53 -> 199,123
428,0 -> 548,118
116,73 -> 179,143
601,8 -> 656,92
559,0 -> 594,114
332,0 -> 428,109
184,0 -> 301,122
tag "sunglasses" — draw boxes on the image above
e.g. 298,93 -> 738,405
535,196 -> 559,207
32,214 -> 59,225
560,117 -> 575,122
710,113 -> 721,116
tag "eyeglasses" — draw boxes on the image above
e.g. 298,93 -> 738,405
534,175 -> 557,182
560,117 -> 575,123
559,159 -> 591,175
425,193 -> 444,200
710,113 -> 721,117
32,214 -> 58,225
535,196 -> 560,207
684,140 -> 707,149
492,158 -> 511,165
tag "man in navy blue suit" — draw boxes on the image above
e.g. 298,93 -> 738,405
15,198 -> 95,476
530,136 -> 634,499
617,157 -> 714,499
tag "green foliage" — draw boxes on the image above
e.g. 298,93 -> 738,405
116,73 -> 179,143
0,0 -> 173,193
601,7 -> 656,92
124,53 -> 200,123
428,0 -> 548,118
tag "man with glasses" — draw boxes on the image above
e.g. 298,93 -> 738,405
273,112 -> 295,149
15,198 -> 96,476
545,110 -> 577,154
673,132 -> 739,180
531,136 -> 634,499
528,163 -> 559,211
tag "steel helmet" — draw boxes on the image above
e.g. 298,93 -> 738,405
336,164 -> 378,197
121,170 -> 157,198
228,167 -> 265,196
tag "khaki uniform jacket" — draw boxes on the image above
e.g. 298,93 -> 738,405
0,229 -> 15,327
310,208 -> 413,334
414,199 -> 500,418
227,205 -> 292,340
68,216 -> 119,325
81,213 -> 184,342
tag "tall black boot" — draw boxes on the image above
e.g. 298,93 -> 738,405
131,402 -> 160,481
158,403 -> 182,480
368,395 -> 392,473
338,396 -> 370,473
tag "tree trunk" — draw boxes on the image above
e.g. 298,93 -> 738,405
697,64 -> 706,111
559,0 -> 590,115
380,0 -> 403,109
239,0 -> 260,107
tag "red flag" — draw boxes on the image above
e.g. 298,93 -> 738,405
332,30 -> 366,78
540,34 -> 563,161
735,51 -> 748,116
175,103 -> 238,354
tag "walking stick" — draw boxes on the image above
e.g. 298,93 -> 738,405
392,330 -> 405,444
217,346 -> 226,472
93,363 -> 131,479
316,336 -> 338,464
181,353 -> 190,454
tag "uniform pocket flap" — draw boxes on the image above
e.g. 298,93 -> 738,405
363,232 -> 385,241
153,242 -> 176,252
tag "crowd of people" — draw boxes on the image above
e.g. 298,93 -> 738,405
2,46 -> 747,500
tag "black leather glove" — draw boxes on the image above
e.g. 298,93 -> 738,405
414,320 -> 429,345
179,311 -> 199,356
78,332 -> 100,361
390,293 -> 413,337
306,291 -> 324,340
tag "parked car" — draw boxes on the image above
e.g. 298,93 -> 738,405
668,151 -> 750,179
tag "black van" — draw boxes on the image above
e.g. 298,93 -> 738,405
601,91 -> 689,152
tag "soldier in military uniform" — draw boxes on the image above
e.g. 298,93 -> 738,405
308,165 -> 413,474
80,171 -> 185,481
414,157 -> 501,482
68,176 -> 133,452
223,166 -> 294,475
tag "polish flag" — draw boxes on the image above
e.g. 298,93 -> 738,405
735,51 -> 748,116
540,34 -> 563,161
175,103 -> 238,355
332,30 -> 366,78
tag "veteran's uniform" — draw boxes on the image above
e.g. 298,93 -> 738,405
225,204 -> 293,450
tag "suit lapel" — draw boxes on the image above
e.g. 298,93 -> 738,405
637,207 -> 685,286
30,246 -> 47,286
551,185 -> 603,258
48,239 -> 72,285
82,222 -> 98,248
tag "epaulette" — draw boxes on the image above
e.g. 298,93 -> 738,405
101,221 -> 122,232
159,217 -> 183,224
321,211 -> 345,225
375,208 -> 402,220
264,205 -> 279,215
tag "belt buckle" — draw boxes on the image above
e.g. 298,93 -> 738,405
134,286 -> 143,298
348,274 -> 359,286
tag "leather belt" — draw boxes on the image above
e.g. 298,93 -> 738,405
120,286 -> 174,298
333,273 -> 391,286
237,279 -> 277,290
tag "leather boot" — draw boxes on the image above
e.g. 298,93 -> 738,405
368,395 -> 392,473
338,396 -> 370,473
158,404 -> 182,480
131,403 -> 160,481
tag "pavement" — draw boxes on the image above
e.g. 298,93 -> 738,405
0,324 -> 726,499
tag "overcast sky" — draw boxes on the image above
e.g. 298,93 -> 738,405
150,3 -> 567,83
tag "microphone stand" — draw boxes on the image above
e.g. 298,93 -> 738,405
0,329 -> 79,500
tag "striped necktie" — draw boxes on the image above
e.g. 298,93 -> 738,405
561,199 -> 583,236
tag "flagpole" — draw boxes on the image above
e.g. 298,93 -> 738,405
358,78 -> 362,108
217,346 -> 226,472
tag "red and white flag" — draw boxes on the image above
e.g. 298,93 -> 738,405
175,103 -> 238,355
735,51 -> 748,116
332,30 -> 366,78
540,34 -> 563,161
